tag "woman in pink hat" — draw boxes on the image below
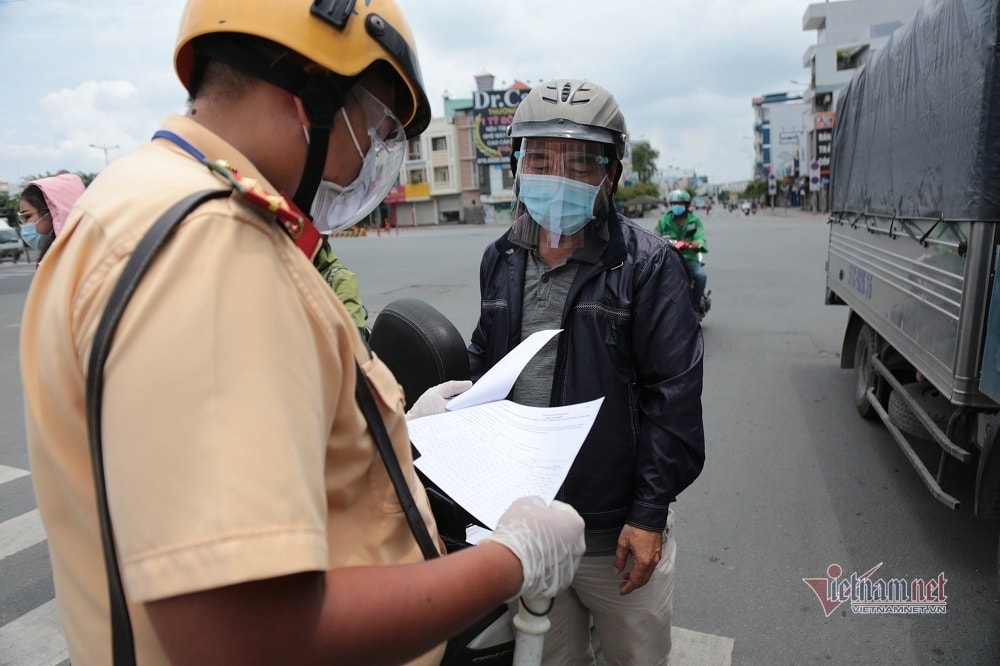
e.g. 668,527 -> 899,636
17,173 -> 86,264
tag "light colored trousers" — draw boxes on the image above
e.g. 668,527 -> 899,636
532,510 -> 676,666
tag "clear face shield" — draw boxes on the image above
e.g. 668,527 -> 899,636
510,138 -> 612,250
311,86 -> 406,234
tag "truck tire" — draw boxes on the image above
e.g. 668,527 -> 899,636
887,381 -> 954,440
854,324 -> 887,419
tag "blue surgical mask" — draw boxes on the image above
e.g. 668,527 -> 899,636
517,174 -> 601,236
671,205 -> 687,217
20,223 -> 53,250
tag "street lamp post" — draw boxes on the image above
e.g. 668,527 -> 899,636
89,143 -> 119,166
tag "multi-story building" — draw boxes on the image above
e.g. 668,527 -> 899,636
802,0 -> 925,113
385,72 -> 526,226
800,0 -> 926,208
385,116 -> 463,227
751,92 -> 805,183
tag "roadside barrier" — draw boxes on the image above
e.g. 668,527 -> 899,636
330,226 -> 367,238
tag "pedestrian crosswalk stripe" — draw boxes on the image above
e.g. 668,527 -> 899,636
670,626 -> 734,665
0,461 -> 735,665
0,509 -> 47,561
0,464 -> 29,485
0,599 -> 69,666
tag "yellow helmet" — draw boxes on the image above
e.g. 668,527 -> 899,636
174,0 -> 431,137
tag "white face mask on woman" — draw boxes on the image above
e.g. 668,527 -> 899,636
310,86 -> 405,234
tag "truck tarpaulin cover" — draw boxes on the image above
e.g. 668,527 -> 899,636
831,0 -> 1000,221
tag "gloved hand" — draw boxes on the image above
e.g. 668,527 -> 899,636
482,496 -> 585,600
405,380 -> 473,420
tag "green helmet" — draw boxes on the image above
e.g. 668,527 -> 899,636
667,189 -> 691,204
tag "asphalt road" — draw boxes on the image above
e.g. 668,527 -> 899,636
2,207 -> 999,664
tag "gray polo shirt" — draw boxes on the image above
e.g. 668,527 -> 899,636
508,219 -> 608,406
508,221 -> 619,555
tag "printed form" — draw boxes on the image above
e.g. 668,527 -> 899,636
407,329 -> 604,530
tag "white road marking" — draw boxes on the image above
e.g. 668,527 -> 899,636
671,626 -> 735,665
0,509 -> 47,560
0,464 -> 29,485
0,599 -> 69,666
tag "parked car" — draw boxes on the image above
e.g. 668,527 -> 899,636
0,228 -> 24,263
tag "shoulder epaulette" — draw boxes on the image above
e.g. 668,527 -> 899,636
205,159 -> 322,261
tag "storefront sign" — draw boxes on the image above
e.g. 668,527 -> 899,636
472,89 -> 531,165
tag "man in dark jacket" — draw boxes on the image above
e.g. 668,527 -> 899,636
468,79 -> 705,665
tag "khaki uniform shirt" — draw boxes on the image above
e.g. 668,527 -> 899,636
21,115 -> 443,665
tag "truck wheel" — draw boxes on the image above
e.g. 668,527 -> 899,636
854,324 -> 886,419
887,381 -> 954,440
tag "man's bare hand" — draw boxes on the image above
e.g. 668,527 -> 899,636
612,525 -> 662,595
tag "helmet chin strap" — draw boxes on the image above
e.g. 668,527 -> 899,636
293,126 -> 332,215
188,35 -> 347,215
293,76 -> 347,215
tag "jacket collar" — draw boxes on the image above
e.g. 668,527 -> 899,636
495,206 -> 628,270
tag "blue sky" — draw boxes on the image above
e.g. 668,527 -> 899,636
0,0 -> 818,187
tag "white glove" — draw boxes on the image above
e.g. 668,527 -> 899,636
482,496 -> 585,600
406,380 -> 473,420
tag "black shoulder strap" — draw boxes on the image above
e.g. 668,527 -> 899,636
86,188 -> 230,666
86,185 -> 441,666
353,363 -> 441,560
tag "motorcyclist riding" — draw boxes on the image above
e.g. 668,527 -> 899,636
655,189 -> 710,318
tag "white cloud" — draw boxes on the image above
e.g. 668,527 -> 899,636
1,0 -> 817,186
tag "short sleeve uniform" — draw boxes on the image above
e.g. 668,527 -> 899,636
21,116 -> 443,666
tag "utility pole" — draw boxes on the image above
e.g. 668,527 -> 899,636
89,143 -> 119,166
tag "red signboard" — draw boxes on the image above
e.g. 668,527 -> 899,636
384,184 -> 407,203
814,112 -> 835,130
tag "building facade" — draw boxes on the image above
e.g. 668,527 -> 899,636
385,72 -> 527,227
800,0 -> 926,209
385,116 -> 463,227
751,92 -> 805,182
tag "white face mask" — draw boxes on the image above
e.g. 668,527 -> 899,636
310,87 -> 405,234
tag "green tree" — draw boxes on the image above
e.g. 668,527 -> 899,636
616,182 -> 661,202
0,192 -> 18,227
630,142 -> 659,184
742,179 -> 768,200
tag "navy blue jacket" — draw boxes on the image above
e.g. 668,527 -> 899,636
468,211 -> 705,537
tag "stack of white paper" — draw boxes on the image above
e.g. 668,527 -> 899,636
407,330 -> 604,530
